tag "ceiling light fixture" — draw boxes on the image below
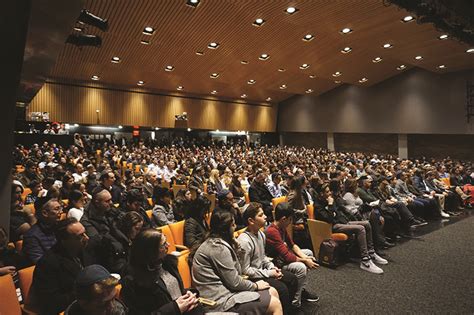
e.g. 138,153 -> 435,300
140,40 -> 150,45
187,128 -> 191,132
402,15 -> 414,22
165,65 -> 175,72
415,55 -> 423,60
137,80 -> 145,86
177,86 -> 184,90
241,94 -> 247,98
332,71 -> 342,77
73,27 -> 83,32
259,53 -> 270,60
334,80 -> 341,84
467,48 -> 474,53
247,79 -> 256,84
208,42 -> 220,49
383,43 -> 393,49
438,34 -> 449,40
372,57 -> 382,63
186,0 -> 200,8
303,34 -> 314,41
253,18 -> 265,26
340,27 -> 352,34
359,77 -> 368,83
341,47 -> 352,53
299,63 -> 310,70
309,74 -> 316,78
196,51 -> 204,55
278,68 -> 286,72
91,75 -> 100,81
266,97 -> 272,101
211,90 -> 218,94
279,84 -> 287,89
143,26 -> 155,35
305,89 -> 314,93
437,65 -> 446,69
241,60 -> 249,64
285,6 -> 298,14
111,56 -> 120,63
210,73 -> 219,78
397,64 -> 406,70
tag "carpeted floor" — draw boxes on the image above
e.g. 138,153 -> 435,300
301,212 -> 474,314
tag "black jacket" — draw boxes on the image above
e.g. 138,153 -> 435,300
184,217 -> 209,249
314,196 -> 351,225
121,255 -> 186,315
30,243 -> 84,314
248,180 -> 273,208
102,228 -> 131,276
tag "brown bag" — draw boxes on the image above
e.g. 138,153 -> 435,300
318,239 -> 339,268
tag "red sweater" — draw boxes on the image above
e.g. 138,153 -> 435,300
265,223 -> 297,263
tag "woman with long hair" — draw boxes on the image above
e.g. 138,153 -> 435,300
60,174 -> 75,200
10,183 -> 36,242
192,211 -> 283,314
121,229 -> 202,314
206,169 -> 224,195
174,188 -> 192,222
228,174 -> 246,207
184,196 -> 211,249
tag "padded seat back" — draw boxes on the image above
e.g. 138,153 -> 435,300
18,265 -> 35,305
157,225 -> 177,253
169,220 -> 185,246
0,274 -> 21,315
307,219 -> 333,257
177,251 -> 192,288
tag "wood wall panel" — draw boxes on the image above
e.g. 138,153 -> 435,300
27,83 -> 277,131
334,133 -> 398,155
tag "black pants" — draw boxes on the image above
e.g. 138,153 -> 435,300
265,270 -> 298,314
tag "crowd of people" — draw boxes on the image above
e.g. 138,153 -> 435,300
2,137 -> 473,314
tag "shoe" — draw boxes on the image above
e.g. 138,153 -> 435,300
440,210 -> 450,218
410,219 -> 428,228
360,259 -> 384,274
370,252 -> 388,265
462,195 -> 471,201
301,289 -> 320,303
380,241 -> 395,248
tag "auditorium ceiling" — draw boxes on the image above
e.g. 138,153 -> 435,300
46,0 -> 474,105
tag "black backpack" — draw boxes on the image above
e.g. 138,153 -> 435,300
318,239 -> 340,268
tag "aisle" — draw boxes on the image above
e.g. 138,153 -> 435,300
302,212 -> 474,314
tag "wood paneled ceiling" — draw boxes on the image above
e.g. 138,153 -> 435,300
47,0 -> 474,105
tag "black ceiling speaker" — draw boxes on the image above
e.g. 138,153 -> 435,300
66,34 -> 102,47
78,9 -> 108,31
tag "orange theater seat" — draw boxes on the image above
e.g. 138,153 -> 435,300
15,240 -> 23,253
271,196 -> 287,211
157,225 -> 189,254
307,204 -> 315,220
177,251 -> 192,288
307,219 -> 348,258
0,274 -> 21,315
22,188 -> 32,202
169,221 -> 186,247
172,185 -> 187,198
23,203 -> 36,216
146,210 -> 153,219
18,265 -> 35,305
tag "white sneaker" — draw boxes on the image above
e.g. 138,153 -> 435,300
360,259 -> 384,274
440,210 -> 450,218
371,253 -> 388,265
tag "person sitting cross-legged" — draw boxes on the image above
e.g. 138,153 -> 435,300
265,202 -> 320,308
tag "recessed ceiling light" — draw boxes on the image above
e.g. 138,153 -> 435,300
414,55 -> 423,60
303,34 -> 314,41
140,40 -> 150,45
253,18 -> 265,26
285,6 -> 298,14
467,48 -> 474,53
91,75 -> 100,81
259,53 -> 270,60
305,89 -> 314,93
186,0 -> 200,8
196,51 -> 204,55
437,65 -> 446,69
143,26 -> 155,35
332,71 -> 342,77
372,57 -> 382,63
155,127 -> 160,130
73,27 -> 83,32
241,94 -> 247,98
383,43 -> 393,49
359,77 -> 368,83
165,65 -> 175,72
111,56 -> 120,63
266,97 -> 272,101
279,84 -> 287,89
309,74 -> 316,78
210,73 -> 220,79
438,34 -> 449,40
177,86 -> 184,90
341,47 -> 352,53
137,80 -> 145,86
334,80 -> 341,84
241,60 -> 249,64
247,79 -> 256,84
340,27 -> 352,34
278,68 -> 286,72
208,42 -> 220,49
299,63 -> 310,70
211,90 -> 218,95
118,125 -> 123,129
397,64 -> 406,70
402,15 -> 414,22
187,128 -> 192,132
